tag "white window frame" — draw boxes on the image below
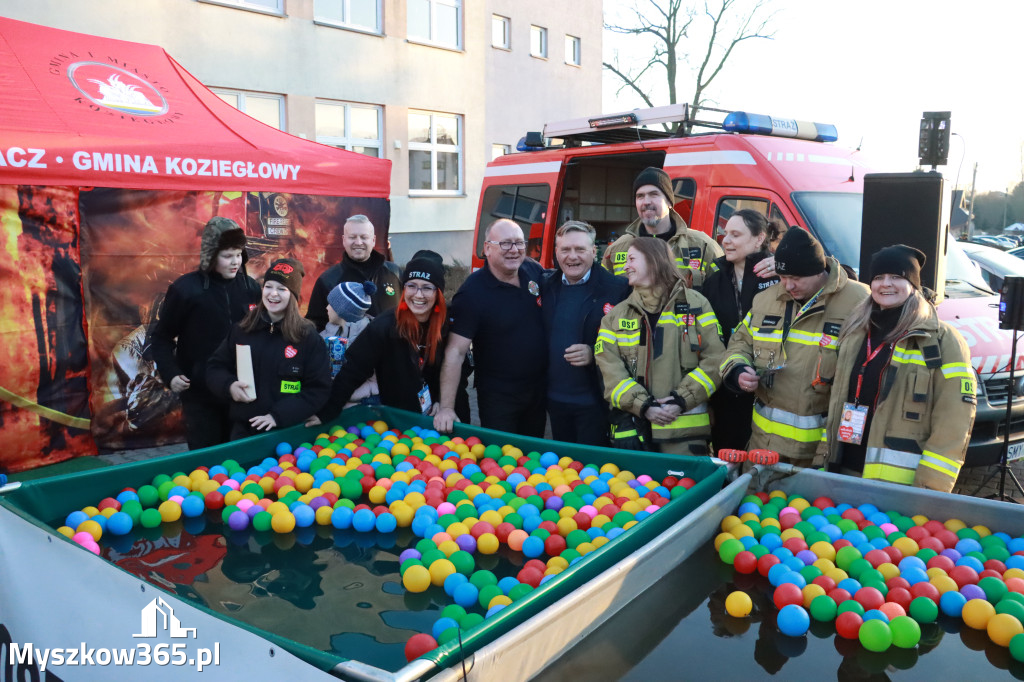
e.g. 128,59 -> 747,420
492,14 -> 510,49
315,100 -> 384,158
565,35 -> 581,66
491,143 -> 511,161
313,0 -> 383,34
530,25 -> 548,59
408,110 -> 463,196
198,0 -> 284,17
211,88 -> 286,131
407,0 -> 462,50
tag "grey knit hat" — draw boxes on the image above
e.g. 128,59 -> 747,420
327,281 -> 377,322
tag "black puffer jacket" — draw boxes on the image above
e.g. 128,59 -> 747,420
150,219 -> 260,403
206,315 -> 331,436
306,251 -> 402,331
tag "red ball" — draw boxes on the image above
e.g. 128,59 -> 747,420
678,477 -> 696,490
544,534 -> 567,556
813,576 -> 837,593
517,567 -> 544,587
470,522 -> 496,539
661,476 -> 679,489
882,546 -> 903,564
879,601 -> 906,621
755,492 -> 770,503
932,529 -> 959,550
922,519 -> 945,534
886,587 -> 913,611
204,491 -> 224,510
835,611 -> 863,639
1006,577 -> 1024,594
567,460 -> 584,473
780,513 -> 801,530
572,513 -> 592,531
984,559 -> 1008,574
97,497 -> 121,511
372,505 -> 389,517
758,554 -> 781,578
854,587 -> 885,611
525,559 -> 547,573
812,496 -> 834,510
602,505 -> 621,518
773,583 -> 804,610
495,522 -> 515,543
734,551 -> 758,575
905,526 -> 931,542
405,633 -> 439,662
856,519 -> 874,530
909,581 -> 940,603
538,490 -> 555,502
979,569 -> 1004,580
864,549 -> 890,568
828,588 -> 852,604
833,539 -> 853,550
538,520 -> 558,535
783,537 -> 808,554
927,555 -> 955,572
886,577 -> 911,592
841,508 -> 865,523
949,565 -> 980,588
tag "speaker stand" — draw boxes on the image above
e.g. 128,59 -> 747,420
985,328 -> 1024,503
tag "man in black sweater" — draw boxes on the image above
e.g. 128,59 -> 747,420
305,214 -> 402,331
542,221 -> 630,445
150,217 -> 260,449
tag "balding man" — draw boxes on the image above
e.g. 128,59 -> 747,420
434,219 -> 547,437
306,214 -> 402,331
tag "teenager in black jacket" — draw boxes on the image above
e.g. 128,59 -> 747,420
702,209 -> 781,453
207,259 -> 330,440
150,217 -> 260,449
311,254 -> 465,424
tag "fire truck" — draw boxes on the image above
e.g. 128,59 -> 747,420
471,104 -> 1024,474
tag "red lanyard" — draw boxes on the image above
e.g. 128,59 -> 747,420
854,335 -> 891,404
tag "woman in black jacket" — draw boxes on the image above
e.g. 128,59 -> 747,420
310,255 -> 463,424
207,258 -> 330,440
703,209 -> 782,452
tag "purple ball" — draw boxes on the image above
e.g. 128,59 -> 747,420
309,497 -> 329,511
796,549 -> 818,566
246,505 -> 263,518
400,548 -> 422,563
228,510 -> 250,531
940,548 -> 962,562
456,534 -> 477,553
544,496 -> 564,512
960,584 -> 986,602
347,425 -> 361,434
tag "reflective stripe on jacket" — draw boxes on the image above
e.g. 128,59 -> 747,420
601,209 -> 723,290
720,258 -> 869,461
817,306 -> 976,493
595,282 -> 726,443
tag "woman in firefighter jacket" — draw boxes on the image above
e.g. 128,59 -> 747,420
595,237 -> 726,455
207,258 -> 331,440
816,245 -> 975,493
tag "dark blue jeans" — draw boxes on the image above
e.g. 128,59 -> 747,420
547,399 -> 609,447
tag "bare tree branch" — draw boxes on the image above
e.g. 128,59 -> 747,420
603,61 -> 657,109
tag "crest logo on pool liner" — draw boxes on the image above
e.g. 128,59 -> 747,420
134,597 -> 196,639
67,62 -> 169,116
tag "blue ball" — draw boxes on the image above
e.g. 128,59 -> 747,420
486,603 -> 507,618
65,510 -> 89,530
739,536 -> 758,550
940,590 -> 967,618
738,502 -> 761,517
784,557 -> 805,572
1006,555 -> 1024,571
352,508 -> 377,532
275,442 -> 292,456
432,617 -> 460,640
293,505 -> 315,528
518,503 -> 540,518
444,572 -> 468,597
106,512 -> 133,535
772,547 -> 795,562
760,534 -> 783,552
767,564 -> 792,587
453,582 -> 479,609
901,567 -> 929,586
955,556 -> 984,573
807,515 -> 829,530
844,530 -> 868,546
498,576 -> 520,595
820,524 -> 842,542
863,609 -> 890,623
898,556 -> 927,573
838,578 -> 863,594
606,527 -> 625,541
375,512 -> 397,534
539,451 -> 559,467
1008,537 -> 1024,554
777,604 -> 810,637
586,527 -> 606,540
955,538 -> 982,556
579,466 -> 599,480
115,491 -> 139,505
331,506 -> 354,529
869,537 -> 890,550
522,516 -> 542,533
779,571 -> 807,589
521,536 -> 545,558
181,495 -> 205,519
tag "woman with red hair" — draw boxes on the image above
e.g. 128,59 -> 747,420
308,253 -> 459,424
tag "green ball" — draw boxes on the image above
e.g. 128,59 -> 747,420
340,478 -> 362,500
509,583 -> 534,601
450,550 -> 475,576
442,604 -> 467,621
804,531 -> 829,546
137,485 -> 159,508
838,600 -> 865,616
469,570 -> 497,589
719,538 -> 745,565
459,612 -> 485,630
156,480 -> 175,501
120,500 -> 143,523
221,505 -> 239,525
151,474 -> 171,488
478,584 -> 504,609
140,508 -> 163,529
750,544 -> 769,559
835,546 -> 862,571
859,619 -> 893,653
799,565 -> 823,584
566,530 -> 590,549
456,505 -> 476,521
915,548 -> 938,564
400,558 -> 424,575
997,597 -> 1024,623
985,546 -> 1011,562
909,596 -> 938,623
504,513 -> 524,529
531,528 -> 551,541
740,494 -> 764,507
743,521 -> 764,539
979,576 -> 1009,603
252,511 -> 272,532
415,538 -> 438,554
1010,632 -> 1024,663
420,549 -> 446,566
540,509 -> 560,523
793,521 -> 816,537
560,549 -> 581,563
889,616 -> 921,649
438,626 -> 460,645
863,525 -> 885,541
810,595 -> 838,622
848,558 -> 874,580
956,527 -> 981,541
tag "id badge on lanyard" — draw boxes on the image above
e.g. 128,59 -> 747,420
838,335 -> 890,445
418,383 -> 432,414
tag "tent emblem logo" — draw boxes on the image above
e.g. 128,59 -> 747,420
67,61 -> 169,117
133,597 -> 197,639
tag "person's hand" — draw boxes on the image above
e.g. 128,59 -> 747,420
428,403 -> 440,417
655,397 -> 683,420
170,375 -> 191,393
433,406 -> 458,433
249,414 -> 277,431
753,255 -> 776,279
644,404 -> 676,426
229,381 -> 254,403
564,343 -> 593,367
737,367 -> 759,393
305,415 -> 323,428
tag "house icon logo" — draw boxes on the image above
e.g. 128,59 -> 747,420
67,61 -> 169,116
133,597 -> 197,639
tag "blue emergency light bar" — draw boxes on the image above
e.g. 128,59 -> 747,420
723,111 -> 838,143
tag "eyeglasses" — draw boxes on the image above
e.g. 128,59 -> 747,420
486,240 -> 527,252
404,283 -> 437,295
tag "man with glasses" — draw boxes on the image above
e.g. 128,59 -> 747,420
306,214 -> 402,331
434,219 -> 547,437
542,221 -> 630,445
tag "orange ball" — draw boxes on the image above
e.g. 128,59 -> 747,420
879,602 -> 906,621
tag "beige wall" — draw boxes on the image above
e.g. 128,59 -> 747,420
1,0 -> 601,263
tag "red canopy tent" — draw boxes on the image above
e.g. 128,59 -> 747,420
0,17 -> 393,471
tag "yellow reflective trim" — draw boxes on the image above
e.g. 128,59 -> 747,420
892,348 -> 926,366
611,429 -> 638,438
689,368 -> 715,396
611,379 -> 638,408
918,459 -> 959,478
752,329 -> 783,343
597,329 -> 617,344
751,409 -> 824,443
862,463 -> 916,485
674,257 -> 693,271
720,353 -> 750,373
922,450 -> 962,474
652,413 -> 711,430
941,362 -> 972,379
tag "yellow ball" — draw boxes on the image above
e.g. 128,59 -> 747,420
944,518 -> 967,532
813,558 -> 836,574
802,584 -> 826,608
721,515 -> 742,532
962,599 -> 996,630
761,518 -> 781,529
428,559 -> 456,587
372,420 -> 388,434
825,568 -> 849,584
725,591 -> 753,617
392,504 -> 415,528
437,540 -> 460,558
557,518 -> 578,537
547,556 -> 569,571
892,536 -> 920,557
599,462 -> 620,476
477,533 -> 500,555
926,566 -> 949,581
911,514 -> 929,526
158,500 -> 181,523
368,485 -> 388,505
577,542 -> 596,555
592,536 -> 610,549
56,526 -> 75,538
877,563 -> 901,582
931,575 -> 959,594
223,490 -> 243,506
987,613 -> 1024,647
788,497 -> 810,512
403,564 -> 431,593
780,528 -> 805,542
266,501 -> 290,516
810,541 -> 837,562
76,520 -> 103,542
1005,568 -> 1024,581
315,506 -> 334,526
972,524 -> 992,538
172,474 -> 193,490
488,594 -> 513,610
271,512 -> 296,534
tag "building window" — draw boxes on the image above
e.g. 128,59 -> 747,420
530,26 -> 547,58
199,0 -> 283,15
316,101 -> 383,157
409,111 -> 462,194
408,0 -> 462,49
491,144 -> 510,161
212,89 -> 285,130
565,35 -> 581,65
314,0 -> 382,33
492,14 -> 510,49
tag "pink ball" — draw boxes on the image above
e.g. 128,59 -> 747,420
879,522 -> 898,535
83,541 -> 101,555
236,499 -> 254,512
647,505 -> 661,513
636,474 -> 653,484
224,479 -> 240,490
169,495 -> 185,504
437,502 -> 457,516
72,531 -> 94,545
580,505 -> 598,518
780,506 -> 798,517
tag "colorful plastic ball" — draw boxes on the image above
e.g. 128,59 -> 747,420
158,500 -> 182,523
962,598 -> 996,630
889,615 -> 921,649
352,508 -> 377,532
777,604 -> 810,637
1010,632 -> 1024,663
228,510 -> 249,531
909,596 -> 939,623
733,550 -> 758,574
879,602 -> 906,621
140,508 -> 163,529
858,619 -> 893,653
453,582 -> 480,608
725,591 -> 753,618
404,633 -> 438,662
292,505 -> 315,528
939,590 -> 967,618
403,565 -> 432,593
810,595 -> 838,622
988,613 -> 1024,648
106,511 -> 133,536
773,583 -> 804,610
444,572 -> 469,597
376,512 -> 398,534
270,512 -> 296,534
835,611 -> 863,640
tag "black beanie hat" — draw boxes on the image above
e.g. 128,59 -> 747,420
774,228 -> 827,277
264,258 -> 305,299
632,167 -> 675,204
403,257 -> 445,292
411,249 -> 444,266
870,244 -> 925,290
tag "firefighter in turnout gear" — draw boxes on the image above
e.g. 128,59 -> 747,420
721,228 -> 869,464
602,167 -> 722,290
595,237 -> 726,455
816,245 -> 974,493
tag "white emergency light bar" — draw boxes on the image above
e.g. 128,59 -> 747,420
723,111 -> 838,143
544,103 -> 689,138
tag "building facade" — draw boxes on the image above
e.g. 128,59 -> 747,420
2,0 -> 603,263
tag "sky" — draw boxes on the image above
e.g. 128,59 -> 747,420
602,0 -> 1024,195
